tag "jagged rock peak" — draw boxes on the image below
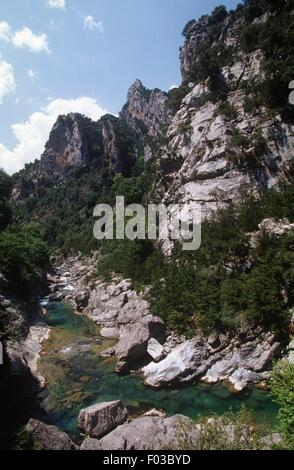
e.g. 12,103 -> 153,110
41,112 -> 95,171
120,79 -> 173,161
127,79 -> 146,100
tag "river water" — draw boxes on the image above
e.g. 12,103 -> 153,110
39,301 -> 278,438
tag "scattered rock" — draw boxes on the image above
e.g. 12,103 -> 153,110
259,433 -> 282,450
26,419 -> 76,450
259,218 -> 294,238
144,409 -> 166,418
147,338 -> 164,362
80,437 -> 102,450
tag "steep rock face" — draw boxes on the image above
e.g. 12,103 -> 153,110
13,113 -> 98,200
12,113 -> 137,200
120,79 -> 173,161
40,113 -> 94,173
180,17 -> 210,82
157,48 -> 293,219
100,114 -> 137,175
180,14 -> 244,82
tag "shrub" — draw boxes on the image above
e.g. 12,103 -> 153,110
13,426 -> 33,450
216,101 -> 238,120
177,122 -> 192,135
270,361 -> 294,449
167,84 -> 190,113
174,406 -> 264,450
182,20 -> 196,39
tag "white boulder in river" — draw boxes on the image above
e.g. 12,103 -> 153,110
142,338 -> 210,387
78,400 -> 128,438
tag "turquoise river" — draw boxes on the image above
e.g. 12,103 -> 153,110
39,301 -> 278,438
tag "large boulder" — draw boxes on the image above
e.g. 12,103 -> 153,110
74,290 -> 90,311
142,338 -> 209,387
26,419 -> 76,450
97,415 -> 191,450
115,315 -> 166,373
78,400 -> 128,439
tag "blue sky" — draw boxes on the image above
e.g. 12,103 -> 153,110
0,0 -> 239,174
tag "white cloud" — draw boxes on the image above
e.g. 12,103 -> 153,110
0,21 -> 12,42
27,68 -> 37,81
169,84 -> 178,91
47,0 -> 65,9
0,97 -> 108,174
12,27 -> 50,53
0,60 -> 16,104
84,16 -> 104,33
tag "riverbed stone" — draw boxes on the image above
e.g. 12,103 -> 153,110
115,315 -> 166,373
147,338 -> 164,362
26,419 -> 76,450
78,400 -> 128,438
142,338 -> 210,387
80,437 -> 102,450
288,351 -> 294,365
74,290 -> 90,311
98,415 -> 190,450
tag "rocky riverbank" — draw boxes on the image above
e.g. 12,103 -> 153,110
25,400 -> 281,451
0,295 -> 50,388
0,295 -> 51,448
47,254 -> 286,393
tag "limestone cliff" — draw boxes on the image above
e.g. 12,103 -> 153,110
120,79 -> 173,161
156,6 -> 293,218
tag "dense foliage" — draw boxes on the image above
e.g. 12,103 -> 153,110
0,170 -> 13,231
96,183 -> 294,335
270,361 -> 294,450
175,406 -> 265,450
0,224 -> 49,298
0,170 -> 49,299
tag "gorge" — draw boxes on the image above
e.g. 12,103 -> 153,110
0,0 -> 294,451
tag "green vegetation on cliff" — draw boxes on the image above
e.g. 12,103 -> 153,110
0,170 -> 49,300
95,182 -> 294,335
177,0 -> 294,117
270,361 -> 294,450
